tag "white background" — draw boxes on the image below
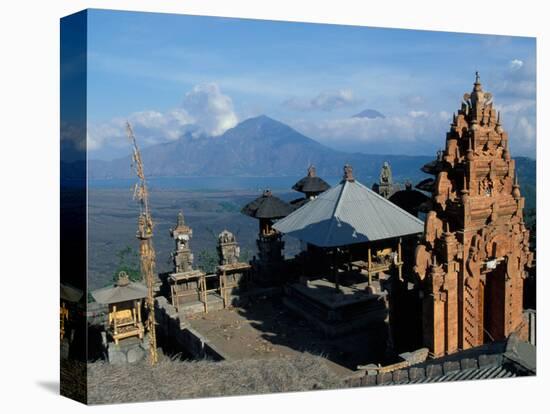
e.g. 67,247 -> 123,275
0,0 -> 547,412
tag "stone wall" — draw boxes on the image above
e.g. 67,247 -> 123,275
155,296 -> 228,360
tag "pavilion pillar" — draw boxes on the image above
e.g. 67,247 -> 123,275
367,247 -> 372,286
333,249 -> 340,292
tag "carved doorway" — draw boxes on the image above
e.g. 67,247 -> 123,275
483,260 -> 506,343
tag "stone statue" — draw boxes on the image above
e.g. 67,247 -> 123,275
377,162 -> 393,198
380,161 -> 392,184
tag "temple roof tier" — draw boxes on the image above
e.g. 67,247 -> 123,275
241,189 -> 293,219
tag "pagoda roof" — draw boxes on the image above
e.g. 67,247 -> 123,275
289,197 -> 309,210
389,188 -> 430,214
60,283 -> 84,303
91,280 -> 147,305
415,178 -> 435,192
292,165 -> 330,194
241,190 -> 293,219
292,176 -> 330,194
273,177 -> 424,247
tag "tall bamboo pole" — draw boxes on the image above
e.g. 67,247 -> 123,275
126,122 -> 158,365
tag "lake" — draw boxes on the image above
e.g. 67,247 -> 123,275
88,175 -> 358,191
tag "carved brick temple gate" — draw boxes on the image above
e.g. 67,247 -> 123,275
413,74 -> 533,357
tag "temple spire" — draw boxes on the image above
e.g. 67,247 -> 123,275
474,71 -> 482,91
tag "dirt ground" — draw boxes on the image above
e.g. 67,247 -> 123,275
185,294 -> 388,376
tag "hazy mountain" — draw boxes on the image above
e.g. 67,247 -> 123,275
87,115 -> 535,190
352,109 -> 386,119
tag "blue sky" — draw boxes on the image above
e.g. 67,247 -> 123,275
87,9 -> 536,159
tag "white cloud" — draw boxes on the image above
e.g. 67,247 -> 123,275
492,57 -> 535,100
182,83 -> 238,136
292,110 -> 450,148
495,99 -> 536,154
400,94 -> 425,108
61,121 -> 87,151
87,109 -> 194,151
284,89 -> 363,112
509,59 -> 524,71
408,110 -> 429,118
88,83 -> 238,152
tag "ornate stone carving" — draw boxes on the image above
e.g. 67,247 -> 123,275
413,74 -> 533,357
170,211 -> 194,273
217,230 -> 241,265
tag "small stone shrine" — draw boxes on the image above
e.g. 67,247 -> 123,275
91,271 -> 149,364
216,230 -> 251,307
217,230 -> 240,265
171,210 -> 194,273
167,211 -> 207,312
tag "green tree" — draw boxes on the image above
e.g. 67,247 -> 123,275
112,245 -> 141,283
197,250 -> 218,274
239,248 -> 253,263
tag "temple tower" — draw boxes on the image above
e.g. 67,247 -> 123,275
241,190 -> 293,285
170,210 -> 194,273
414,73 -> 533,357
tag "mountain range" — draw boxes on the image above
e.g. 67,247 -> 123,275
87,115 -> 535,194
352,109 -> 386,119
88,115 -> 435,180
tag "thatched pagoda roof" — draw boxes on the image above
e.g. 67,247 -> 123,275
389,185 -> 429,216
292,166 -> 330,194
241,190 -> 293,219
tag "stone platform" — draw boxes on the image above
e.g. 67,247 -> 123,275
175,292 -> 225,317
283,278 -> 389,337
107,335 -> 150,364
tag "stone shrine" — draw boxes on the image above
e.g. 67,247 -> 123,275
217,230 -> 241,265
170,210 -> 194,273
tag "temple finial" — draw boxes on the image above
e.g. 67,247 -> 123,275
177,210 -> 185,226
307,164 -> 316,177
473,71 -> 483,92
512,174 -> 521,199
117,271 -> 130,287
343,164 -> 354,182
